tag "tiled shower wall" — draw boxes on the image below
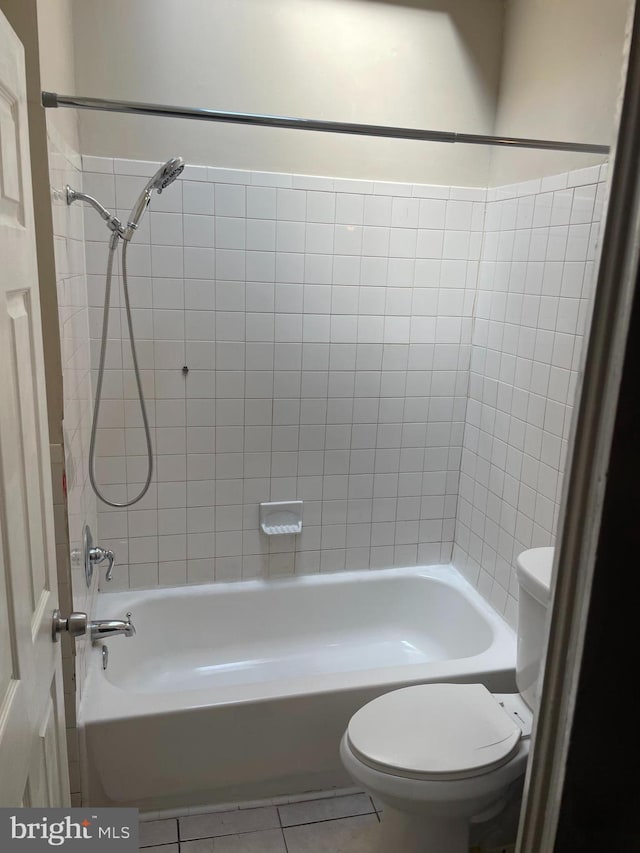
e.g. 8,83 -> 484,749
81,156 -> 607,616
48,127 -> 98,804
82,156 -> 484,589
452,164 -> 607,626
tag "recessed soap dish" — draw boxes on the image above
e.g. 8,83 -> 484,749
259,501 -> 303,535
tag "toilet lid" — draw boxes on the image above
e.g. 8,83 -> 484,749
347,683 -> 522,781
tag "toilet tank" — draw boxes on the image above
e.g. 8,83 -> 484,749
516,547 -> 554,711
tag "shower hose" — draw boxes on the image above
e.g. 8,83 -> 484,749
88,232 -> 154,507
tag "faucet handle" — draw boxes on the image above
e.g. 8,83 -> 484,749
125,612 -> 136,636
104,549 -> 115,581
89,546 -> 116,581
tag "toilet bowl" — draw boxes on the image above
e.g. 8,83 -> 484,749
340,684 -> 532,852
340,547 -> 553,853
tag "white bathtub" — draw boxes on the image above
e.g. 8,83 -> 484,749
78,565 -> 516,811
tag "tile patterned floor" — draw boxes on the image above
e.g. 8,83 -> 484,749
139,793 -> 381,852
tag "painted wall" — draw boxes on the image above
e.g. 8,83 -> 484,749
70,0 -> 504,186
489,0 -> 631,185
36,0 -> 79,152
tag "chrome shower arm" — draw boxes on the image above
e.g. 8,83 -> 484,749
65,186 -> 124,235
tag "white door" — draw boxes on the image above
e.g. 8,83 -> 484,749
0,11 -> 70,807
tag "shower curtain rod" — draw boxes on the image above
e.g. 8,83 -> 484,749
41,91 -> 610,155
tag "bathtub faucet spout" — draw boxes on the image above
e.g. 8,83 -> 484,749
89,612 -> 136,642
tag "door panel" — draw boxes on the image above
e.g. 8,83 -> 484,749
0,9 -> 70,807
0,80 -> 24,226
7,289 -> 50,615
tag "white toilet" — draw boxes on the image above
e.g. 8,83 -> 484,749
340,547 -> 553,853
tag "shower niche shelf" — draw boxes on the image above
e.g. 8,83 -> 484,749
259,501 -> 303,536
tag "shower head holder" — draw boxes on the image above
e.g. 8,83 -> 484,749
65,185 -> 124,236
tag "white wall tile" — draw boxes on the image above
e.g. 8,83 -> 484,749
150,212 -> 183,245
277,188 -> 307,221
215,184 -> 246,217
306,191 -> 336,223
247,186 -> 277,219
184,214 -> 215,248
183,180 -> 215,215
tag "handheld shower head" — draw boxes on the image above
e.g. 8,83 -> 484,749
150,156 -> 185,193
124,156 -> 184,241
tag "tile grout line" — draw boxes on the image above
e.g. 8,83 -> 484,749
277,801 -> 291,853
367,794 -> 381,822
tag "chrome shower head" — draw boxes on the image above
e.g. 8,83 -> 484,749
150,156 -> 185,193
124,156 -> 184,241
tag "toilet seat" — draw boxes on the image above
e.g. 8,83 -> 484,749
346,683 -> 523,782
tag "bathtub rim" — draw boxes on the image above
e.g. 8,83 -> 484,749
79,563 -> 516,724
